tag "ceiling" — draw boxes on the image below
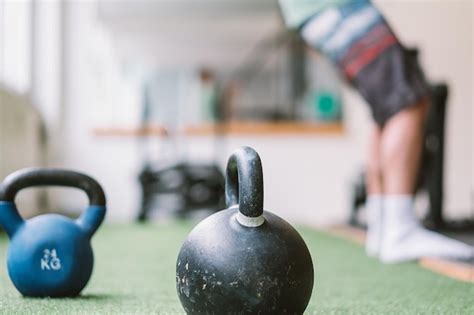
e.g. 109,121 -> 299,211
97,0 -> 285,69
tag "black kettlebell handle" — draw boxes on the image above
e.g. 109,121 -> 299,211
225,146 -> 264,219
0,168 -> 106,206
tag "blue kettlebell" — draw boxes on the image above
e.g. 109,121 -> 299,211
0,168 -> 106,297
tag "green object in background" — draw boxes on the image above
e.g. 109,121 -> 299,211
0,223 -> 472,314
200,84 -> 219,122
312,91 -> 342,121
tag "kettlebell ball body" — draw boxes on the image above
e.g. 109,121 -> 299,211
176,147 -> 314,314
0,168 -> 106,297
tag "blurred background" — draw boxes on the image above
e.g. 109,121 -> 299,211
0,0 -> 472,228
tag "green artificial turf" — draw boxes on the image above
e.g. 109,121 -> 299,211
0,223 -> 472,314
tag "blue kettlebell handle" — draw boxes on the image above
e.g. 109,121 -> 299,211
0,168 -> 106,238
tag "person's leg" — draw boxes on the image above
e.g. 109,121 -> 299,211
367,125 -> 384,194
365,125 -> 384,257
379,100 -> 474,263
380,100 -> 427,194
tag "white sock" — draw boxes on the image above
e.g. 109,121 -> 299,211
365,195 -> 383,257
380,195 -> 474,264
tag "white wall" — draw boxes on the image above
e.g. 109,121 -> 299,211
51,1 -> 472,225
50,2 -> 143,220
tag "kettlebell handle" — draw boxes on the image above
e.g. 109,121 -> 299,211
0,168 -> 106,205
225,146 -> 264,227
0,168 -> 106,238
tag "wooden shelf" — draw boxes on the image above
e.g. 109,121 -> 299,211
184,121 -> 344,136
92,121 -> 344,137
93,125 -> 168,137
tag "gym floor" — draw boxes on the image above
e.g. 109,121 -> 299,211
0,223 -> 472,314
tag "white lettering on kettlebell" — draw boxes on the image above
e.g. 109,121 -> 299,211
41,249 -> 62,271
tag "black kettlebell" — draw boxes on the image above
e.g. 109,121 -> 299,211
176,147 -> 314,314
0,168 -> 106,297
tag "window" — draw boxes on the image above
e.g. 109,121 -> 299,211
0,0 -> 32,94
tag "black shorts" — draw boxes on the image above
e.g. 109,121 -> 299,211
348,44 -> 431,125
301,3 -> 431,126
